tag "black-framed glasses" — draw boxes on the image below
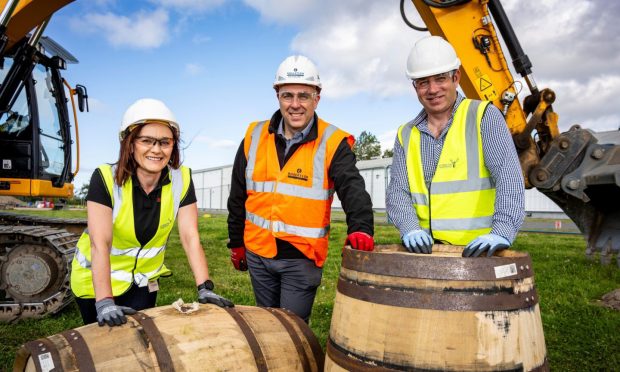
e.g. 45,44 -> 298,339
278,91 -> 317,103
135,136 -> 174,149
412,71 -> 456,90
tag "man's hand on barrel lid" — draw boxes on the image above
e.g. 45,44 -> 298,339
402,230 -> 433,254
346,232 -> 375,251
462,234 -> 510,257
95,298 -> 137,327
197,280 -> 234,308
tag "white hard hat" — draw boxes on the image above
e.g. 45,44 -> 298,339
119,98 -> 179,140
273,55 -> 322,89
406,36 -> 461,80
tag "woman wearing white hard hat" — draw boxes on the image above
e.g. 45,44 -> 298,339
70,98 -> 233,327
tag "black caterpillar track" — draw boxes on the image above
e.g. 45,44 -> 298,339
0,224 -> 80,322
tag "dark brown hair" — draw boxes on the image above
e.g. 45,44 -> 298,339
114,124 -> 181,186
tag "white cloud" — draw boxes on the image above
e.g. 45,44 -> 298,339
244,0 -> 620,133
185,63 -> 204,76
378,129 -> 398,152
74,9 -> 170,49
150,0 -> 227,12
544,75 -> 620,132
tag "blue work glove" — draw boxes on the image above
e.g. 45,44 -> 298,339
402,229 -> 433,254
462,234 -> 510,257
198,288 -> 234,308
95,298 -> 137,327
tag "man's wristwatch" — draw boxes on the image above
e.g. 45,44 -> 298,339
197,279 -> 214,291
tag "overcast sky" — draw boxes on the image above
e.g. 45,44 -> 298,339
41,0 -> 620,190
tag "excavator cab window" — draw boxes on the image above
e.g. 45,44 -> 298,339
33,63 -> 64,176
0,50 -> 71,182
0,59 -> 30,141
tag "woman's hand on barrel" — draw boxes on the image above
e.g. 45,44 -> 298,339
462,234 -> 510,257
402,230 -> 433,254
198,288 -> 234,308
95,298 -> 137,327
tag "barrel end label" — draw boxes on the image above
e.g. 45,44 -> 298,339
494,263 -> 517,278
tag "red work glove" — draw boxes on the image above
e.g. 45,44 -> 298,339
346,232 -> 375,251
230,247 -> 248,271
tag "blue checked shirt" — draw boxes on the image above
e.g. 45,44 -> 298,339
386,93 -> 525,243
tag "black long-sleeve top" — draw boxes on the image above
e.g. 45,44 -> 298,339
227,110 -> 374,259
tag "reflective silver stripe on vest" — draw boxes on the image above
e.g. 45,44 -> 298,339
399,120 -> 426,206
245,121 -> 336,201
170,167 -> 184,217
74,249 -> 91,268
110,266 -> 164,287
110,245 -> 166,259
245,121 -> 266,183
411,192 -> 428,206
74,245 -> 167,270
431,215 -> 494,231
110,165 -> 123,222
311,124 -> 336,192
246,211 -> 329,238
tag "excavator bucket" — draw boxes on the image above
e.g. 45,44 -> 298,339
531,127 -> 620,265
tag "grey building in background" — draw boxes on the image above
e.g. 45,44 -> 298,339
192,158 -> 566,218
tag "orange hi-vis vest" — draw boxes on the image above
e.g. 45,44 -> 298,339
243,118 -> 353,267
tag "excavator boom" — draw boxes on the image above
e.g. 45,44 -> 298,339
1,0 -> 74,52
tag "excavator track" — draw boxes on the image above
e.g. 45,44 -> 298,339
0,223 -> 80,323
0,211 -> 87,235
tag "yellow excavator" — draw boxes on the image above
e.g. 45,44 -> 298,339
401,0 -> 620,265
0,0 -> 88,322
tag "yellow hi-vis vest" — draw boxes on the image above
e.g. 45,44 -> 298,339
398,99 -> 495,245
70,164 -> 191,298
243,118 -> 353,267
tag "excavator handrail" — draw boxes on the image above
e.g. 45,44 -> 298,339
63,78 -> 80,178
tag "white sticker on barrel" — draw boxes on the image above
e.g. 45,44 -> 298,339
38,352 -> 55,372
494,263 -> 517,278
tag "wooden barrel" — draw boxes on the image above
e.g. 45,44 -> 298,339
13,304 -> 324,372
326,244 -> 548,371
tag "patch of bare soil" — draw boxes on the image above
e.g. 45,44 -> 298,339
600,289 -> 620,311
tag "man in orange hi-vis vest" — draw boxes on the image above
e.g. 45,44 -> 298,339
227,55 -> 374,323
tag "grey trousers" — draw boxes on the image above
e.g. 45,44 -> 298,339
246,249 -> 323,323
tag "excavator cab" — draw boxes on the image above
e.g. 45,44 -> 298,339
0,35 -> 88,198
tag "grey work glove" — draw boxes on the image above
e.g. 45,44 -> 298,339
402,229 -> 433,254
462,233 -> 510,257
95,298 -> 137,327
198,288 -> 234,308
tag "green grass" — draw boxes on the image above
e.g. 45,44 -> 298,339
1,210 -> 619,371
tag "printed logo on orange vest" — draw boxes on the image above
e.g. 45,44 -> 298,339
288,168 -> 309,181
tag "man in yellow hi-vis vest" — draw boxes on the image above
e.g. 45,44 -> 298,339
227,55 -> 374,323
386,36 -> 525,258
